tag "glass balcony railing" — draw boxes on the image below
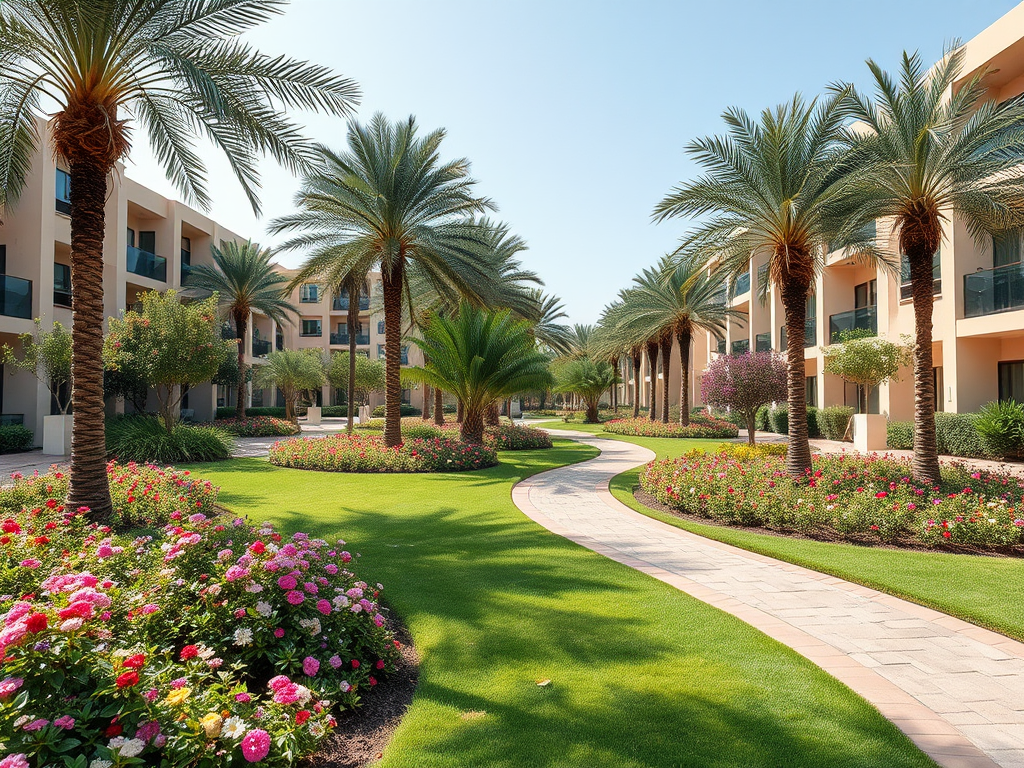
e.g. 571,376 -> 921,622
964,262 -> 1024,318
779,319 -> 817,351
181,261 -> 193,285
333,296 -> 370,311
330,332 -> 370,345
755,332 -> 772,352
711,288 -> 727,307
252,338 -> 271,357
716,337 -> 726,355
732,272 -> 750,297
0,275 -> 32,319
828,306 -> 876,343
731,339 -> 750,355
127,246 -> 167,282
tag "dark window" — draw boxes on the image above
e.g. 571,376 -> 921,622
126,227 -> 135,248
900,251 -> 941,300
999,361 -> 1024,403
138,231 -> 156,254
377,343 -> 385,359
854,279 -> 877,309
300,284 -> 319,303
994,232 -> 1021,267
54,262 -> 72,306
0,244 -> 6,273
805,376 -> 817,408
181,236 -> 192,283
301,319 -> 321,337
377,320 -> 385,335
56,169 -> 71,215
934,367 -> 944,412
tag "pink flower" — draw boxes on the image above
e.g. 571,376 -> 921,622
303,656 -> 319,676
241,728 -> 271,762
0,754 -> 29,768
329,655 -> 343,669
53,715 -> 75,730
316,599 -> 331,616
0,677 -> 24,699
140,604 -> 159,615
23,718 -> 49,731
235,692 -> 252,703
273,628 -> 285,638
285,590 -> 304,605
277,574 -> 297,591
19,559 -> 41,569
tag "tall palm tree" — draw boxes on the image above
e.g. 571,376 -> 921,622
270,115 -> 496,447
186,241 -> 295,421
0,0 -> 357,517
836,47 -> 1024,485
406,304 -> 550,443
612,257 -> 736,425
654,92 -> 873,476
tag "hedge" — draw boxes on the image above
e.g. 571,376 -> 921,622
0,423 -> 33,453
371,404 -> 422,417
887,413 -> 986,458
818,406 -> 854,441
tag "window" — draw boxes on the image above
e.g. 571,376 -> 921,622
994,232 -> 1021,267
138,231 -> 156,254
854,279 -> 877,309
934,367 -> 944,412
805,376 -> 817,408
377,320 -> 385,335
0,244 -> 6,273
181,236 -> 192,283
900,250 -> 941,300
999,361 -> 1024,403
126,228 -> 134,248
300,319 -> 321,337
300,283 -> 319,303
377,344 -> 385,359
54,263 -> 72,307
56,169 -> 71,214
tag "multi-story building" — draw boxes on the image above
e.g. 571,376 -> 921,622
628,4 -> 1024,420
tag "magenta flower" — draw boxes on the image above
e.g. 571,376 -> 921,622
303,656 -> 319,676
277,574 -> 297,590
53,715 -> 75,730
285,590 -> 304,605
316,599 -> 331,616
241,728 -> 271,762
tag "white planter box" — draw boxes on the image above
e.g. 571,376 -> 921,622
43,414 -> 73,456
852,413 -> 886,453
358,405 -> 371,424
305,406 -> 322,426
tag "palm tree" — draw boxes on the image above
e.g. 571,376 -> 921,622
836,47 -> 1024,485
554,358 -> 619,424
528,290 -> 575,356
269,115 -> 496,447
186,241 -> 295,421
0,0 -> 357,517
611,257 -> 736,425
654,92 -> 873,476
597,297 -> 647,418
406,304 -> 551,443
253,349 -> 326,424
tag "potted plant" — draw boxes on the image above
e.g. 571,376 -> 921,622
2,320 -> 72,454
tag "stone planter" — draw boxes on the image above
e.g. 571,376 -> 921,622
305,406 -> 322,426
43,414 -> 73,456
852,413 -> 886,453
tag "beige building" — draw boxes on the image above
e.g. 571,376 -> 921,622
627,4 -> 1024,420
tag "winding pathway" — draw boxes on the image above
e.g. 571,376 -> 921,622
513,429 -> 1024,768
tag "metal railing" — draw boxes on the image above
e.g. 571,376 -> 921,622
731,339 -> 749,355
330,332 -> 370,345
900,278 -> 941,301
779,318 -> 817,351
333,296 -> 370,311
755,332 -> 772,352
828,306 -> 877,343
964,262 -> 1024,317
126,246 -> 167,282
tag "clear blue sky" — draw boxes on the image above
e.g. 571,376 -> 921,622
127,0 -> 1021,324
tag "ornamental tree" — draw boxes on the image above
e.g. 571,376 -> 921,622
104,291 -> 231,430
701,351 -> 787,444
821,330 -> 913,414
1,319 -> 73,414
326,352 -> 385,408
253,350 -> 326,424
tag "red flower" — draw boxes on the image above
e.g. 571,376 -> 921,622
116,671 -> 139,688
875,492 -> 887,498
351,659 -> 360,669
180,644 -> 199,661
295,710 -> 310,725
1,519 -> 20,534
25,613 -> 48,633
123,653 -> 146,669
32,536 -> 49,545
104,721 -> 122,737
942,531 -> 951,538
249,541 -> 266,554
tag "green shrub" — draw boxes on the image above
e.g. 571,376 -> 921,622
887,420 -> 914,450
604,416 -> 738,439
402,423 -> 445,440
216,406 -> 296,419
755,405 -> 770,432
354,418 -> 385,431
481,424 -> 553,450
443,403 -> 458,413
818,406 -> 854,441
0,423 -> 33,453
974,401 -> 1024,459
215,416 -> 300,437
806,406 -> 820,439
371,404 -> 421,417
935,412 -> 985,458
768,405 -> 788,435
107,415 -> 233,463
269,433 -> 496,472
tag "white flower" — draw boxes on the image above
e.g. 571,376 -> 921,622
197,643 -> 215,660
245,582 -> 264,593
222,716 -> 247,739
233,628 -> 253,647
299,618 -> 321,636
308,721 -> 326,738
256,601 -> 273,617
118,738 -> 146,758
90,761 -> 113,768
333,595 -> 350,609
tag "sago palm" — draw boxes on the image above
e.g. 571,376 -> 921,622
554,358 -> 619,424
186,240 -> 295,421
654,92 -> 877,476
269,115 -> 496,447
0,0 -> 357,517
405,304 -> 551,444
836,47 -> 1024,485
253,349 -> 325,424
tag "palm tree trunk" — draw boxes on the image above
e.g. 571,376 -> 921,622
461,407 -> 485,444
66,159 -> 113,521
781,278 -> 812,477
660,334 -> 672,424
646,340 -> 659,421
485,401 -> 500,426
381,259 -> 405,447
676,328 -> 691,426
347,299 -> 358,434
585,397 -> 599,423
235,310 -> 248,421
632,350 -> 641,418
434,387 -> 445,425
909,250 -> 941,485
422,384 -> 432,421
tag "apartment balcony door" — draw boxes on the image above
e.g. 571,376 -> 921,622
854,279 -> 877,310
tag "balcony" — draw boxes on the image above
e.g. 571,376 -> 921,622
127,246 -> 167,282
716,337 -> 726,355
779,319 -> 817,351
828,306 -> 877,343
755,332 -> 771,352
330,332 -> 370,346
252,338 -> 271,357
731,339 -> 750,355
899,279 -> 942,301
333,295 -> 370,311
964,263 -> 1024,318
0,275 -> 32,319
732,272 -> 750,297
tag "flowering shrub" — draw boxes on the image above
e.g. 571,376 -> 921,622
0,469 -> 400,766
268,433 -> 498,472
481,424 -> 552,450
216,417 -> 301,438
700,351 -> 787,443
604,416 -> 739,439
640,451 -> 1024,549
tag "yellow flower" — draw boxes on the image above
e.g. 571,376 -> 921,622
165,687 -> 191,706
200,712 -> 223,738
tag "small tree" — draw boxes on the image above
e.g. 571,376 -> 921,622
254,350 -> 326,424
104,291 -> 230,430
822,330 -> 913,415
2,319 -> 73,414
554,358 -> 619,424
701,351 -> 787,445
326,352 -> 385,431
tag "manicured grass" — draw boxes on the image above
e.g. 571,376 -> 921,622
532,419 -> 725,458
184,442 -> 932,768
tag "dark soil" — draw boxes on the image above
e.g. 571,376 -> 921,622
633,487 -> 1024,559
302,620 -> 419,768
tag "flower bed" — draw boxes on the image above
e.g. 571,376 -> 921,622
0,467 -> 399,766
482,424 -> 552,450
604,415 -> 739,439
268,434 -> 498,472
639,451 -> 1024,549
216,416 -> 301,437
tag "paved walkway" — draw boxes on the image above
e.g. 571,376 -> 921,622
514,429 -> 1024,768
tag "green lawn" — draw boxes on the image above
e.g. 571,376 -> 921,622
538,421 -> 1024,642
185,442 -> 933,768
